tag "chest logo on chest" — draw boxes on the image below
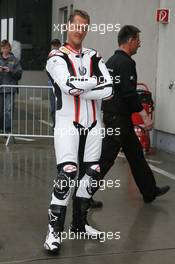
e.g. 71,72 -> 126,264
78,66 -> 87,76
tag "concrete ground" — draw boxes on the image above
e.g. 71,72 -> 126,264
0,138 -> 174,264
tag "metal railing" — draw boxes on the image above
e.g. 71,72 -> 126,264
0,85 -> 54,145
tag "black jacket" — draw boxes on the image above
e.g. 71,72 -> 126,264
102,50 -> 143,117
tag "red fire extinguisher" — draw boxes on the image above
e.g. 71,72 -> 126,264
131,83 -> 154,153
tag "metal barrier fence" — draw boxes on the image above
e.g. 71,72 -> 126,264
0,85 -> 54,145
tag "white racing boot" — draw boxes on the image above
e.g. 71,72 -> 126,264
44,224 -> 61,253
44,205 -> 66,254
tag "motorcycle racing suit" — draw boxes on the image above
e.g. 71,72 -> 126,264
44,43 -> 113,252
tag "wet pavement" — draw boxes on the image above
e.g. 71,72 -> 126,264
0,138 -> 175,264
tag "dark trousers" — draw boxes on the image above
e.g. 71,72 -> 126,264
0,94 -> 3,131
100,116 -> 157,198
0,92 -> 15,133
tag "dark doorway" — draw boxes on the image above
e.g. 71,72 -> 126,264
0,0 -> 52,70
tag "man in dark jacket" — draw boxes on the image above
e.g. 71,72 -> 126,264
0,39 -> 22,133
100,25 -> 170,203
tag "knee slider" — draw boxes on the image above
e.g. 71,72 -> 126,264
57,163 -> 77,179
86,163 -> 102,187
86,163 -> 101,180
62,164 -> 77,179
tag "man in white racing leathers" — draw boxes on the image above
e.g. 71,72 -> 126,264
44,10 -> 113,253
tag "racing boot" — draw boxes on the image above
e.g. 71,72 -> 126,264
44,204 -> 66,254
70,197 -> 102,239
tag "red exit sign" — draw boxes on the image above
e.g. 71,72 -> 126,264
156,9 -> 170,23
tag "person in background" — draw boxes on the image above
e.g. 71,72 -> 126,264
100,25 -> 170,203
48,39 -> 61,128
0,39 -> 22,133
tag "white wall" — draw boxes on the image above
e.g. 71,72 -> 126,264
74,0 -> 159,97
52,0 -> 74,41
155,0 -> 175,134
